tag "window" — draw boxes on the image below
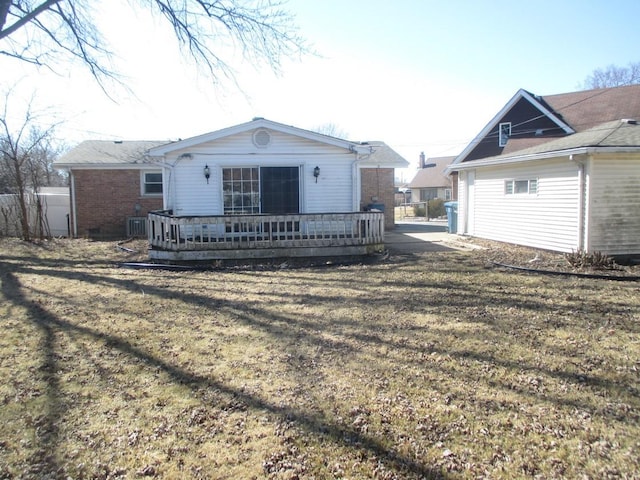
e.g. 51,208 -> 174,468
505,178 -> 538,195
420,189 -> 437,201
222,167 -> 260,214
142,171 -> 162,195
499,122 -> 511,147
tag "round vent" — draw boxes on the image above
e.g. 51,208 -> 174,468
253,129 -> 271,148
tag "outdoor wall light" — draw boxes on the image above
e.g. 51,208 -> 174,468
313,166 -> 320,183
204,165 -> 210,184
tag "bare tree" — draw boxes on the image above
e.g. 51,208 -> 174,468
0,92 -> 60,240
0,0 -> 308,92
581,61 -> 640,89
313,123 -> 350,140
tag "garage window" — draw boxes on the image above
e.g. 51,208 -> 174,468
505,179 -> 537,195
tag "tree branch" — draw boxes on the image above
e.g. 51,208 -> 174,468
0,0 -> 62,39
1,0 -> 310,97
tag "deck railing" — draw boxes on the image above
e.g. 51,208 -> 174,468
148,210 -> 384,254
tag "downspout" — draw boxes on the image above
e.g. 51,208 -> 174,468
70,170 -> 78,237
147,153 -> 186,212
570,154 -> 586,251
163,162 -> 174,211
351,146 -> 372,211
352,154 -> 360,210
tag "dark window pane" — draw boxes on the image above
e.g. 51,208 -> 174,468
514,180 -> 529,194
145,184 -> 162,194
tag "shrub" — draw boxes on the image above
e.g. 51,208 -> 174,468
413,205 -> 426,217
564,250 -> 618,270
428,198 -> 445,218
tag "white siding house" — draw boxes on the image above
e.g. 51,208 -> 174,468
457,160 -> 581,252
152,129 -> 362,217
55,118 -> 407,258
450,118 -> 640,257
587,154 -> 640,254
141,118 -> 408,260
147,118 -> 406,219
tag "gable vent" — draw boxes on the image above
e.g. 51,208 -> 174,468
253,129 -> 272,148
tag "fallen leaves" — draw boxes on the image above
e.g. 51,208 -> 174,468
0,238 -> 639,479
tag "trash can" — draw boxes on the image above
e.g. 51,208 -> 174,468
444,201 -> 458,233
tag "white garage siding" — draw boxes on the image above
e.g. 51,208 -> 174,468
470,159 -> 581,252
164,129 -> 357,216
457,172 -> 468,234
587,155 -> 640,255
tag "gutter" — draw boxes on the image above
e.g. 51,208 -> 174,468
447,146 -> 640,172
53,163 -> 156,170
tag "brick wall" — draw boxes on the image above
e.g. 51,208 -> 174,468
72,169 -> 163,238
360,167 -> 395,230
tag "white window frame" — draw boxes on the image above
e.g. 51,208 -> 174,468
505,178 -> 538,195
222,167 -> 260,214
141,170 -> 163,196
499,122 -> 511,147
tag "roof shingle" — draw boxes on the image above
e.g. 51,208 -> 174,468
409,156 -> 454,188
55,140 -> 167,167
541,84 -> 640,132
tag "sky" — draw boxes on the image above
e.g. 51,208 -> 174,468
3,0 -> 640,181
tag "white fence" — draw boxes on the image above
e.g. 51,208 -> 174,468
0,188 -> 70,237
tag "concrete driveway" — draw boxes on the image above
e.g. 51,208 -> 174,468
385,220 -> 473,254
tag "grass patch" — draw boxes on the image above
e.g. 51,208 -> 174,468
0,238 -> 638,479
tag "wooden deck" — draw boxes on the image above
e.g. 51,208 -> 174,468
148,211 -> 385,261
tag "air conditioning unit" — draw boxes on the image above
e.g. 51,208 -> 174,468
126,216 -> 147,238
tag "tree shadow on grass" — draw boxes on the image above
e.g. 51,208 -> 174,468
3,250 -> 639,477
1,270 -> 63,477
7,258 -> 639,418
0,265 -> 448,479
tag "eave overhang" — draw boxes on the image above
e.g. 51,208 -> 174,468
447,146 -> 640,172
53,162 -> 159,170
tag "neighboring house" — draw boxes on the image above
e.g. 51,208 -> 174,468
447,84 -> 640,257
55,119 -> 408,257
408,154 -> 454,202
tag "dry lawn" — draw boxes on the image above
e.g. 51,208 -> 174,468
0,238 -> 638,479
